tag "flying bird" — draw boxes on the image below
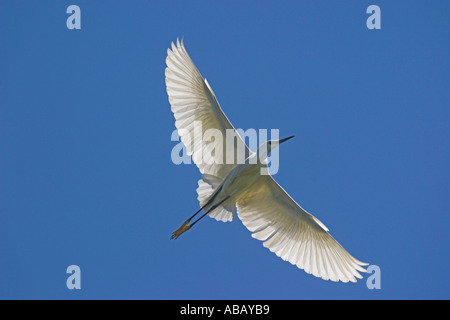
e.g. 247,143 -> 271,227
165,39 -> 368,283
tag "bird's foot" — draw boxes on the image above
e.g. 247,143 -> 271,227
170,220 -> 191,239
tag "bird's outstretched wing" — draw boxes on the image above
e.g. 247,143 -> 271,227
236,175 -> 368,283
166,39 -> 251,179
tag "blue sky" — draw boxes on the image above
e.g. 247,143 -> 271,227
0,1 -> 448,299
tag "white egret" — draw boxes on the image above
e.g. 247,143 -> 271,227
165,39 -> 368,282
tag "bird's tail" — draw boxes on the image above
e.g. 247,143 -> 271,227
197,174 -> 235,222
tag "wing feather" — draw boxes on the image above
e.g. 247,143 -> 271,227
236,175 -> 368,283
166,39 -> 251,179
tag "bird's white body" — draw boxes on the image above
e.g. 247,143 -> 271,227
166,39 -> 369,283
205,156 -> 261,210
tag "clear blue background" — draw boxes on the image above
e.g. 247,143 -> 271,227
1,0 -> 448,299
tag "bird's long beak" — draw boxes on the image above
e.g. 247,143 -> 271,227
279,136 -> 294,144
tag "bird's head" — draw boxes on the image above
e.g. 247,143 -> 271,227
257,136 -> 294,162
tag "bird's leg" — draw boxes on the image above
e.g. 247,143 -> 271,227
170,220 -> 192,240
170,206 -> 205,240
170,196 -> 230,240
189,196 -> 230,228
